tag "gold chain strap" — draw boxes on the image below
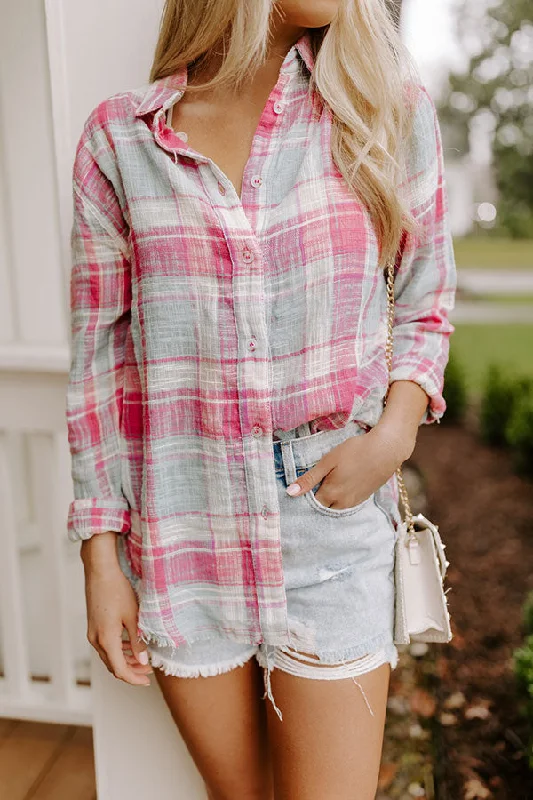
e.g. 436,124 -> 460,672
385,260 -> 416,537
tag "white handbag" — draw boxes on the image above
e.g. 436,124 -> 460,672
384,260 -> 453,646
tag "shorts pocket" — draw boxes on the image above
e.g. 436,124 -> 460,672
372,486 -> 401,545
294,465 -> 374,518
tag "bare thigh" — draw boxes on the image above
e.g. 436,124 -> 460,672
265,650 -> 391,800
153,657 -> 273,800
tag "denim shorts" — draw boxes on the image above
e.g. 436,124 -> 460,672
146,419 -> 400,721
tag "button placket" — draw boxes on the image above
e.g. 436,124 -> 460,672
213,70 -> 289,637
271,71 -> 292,122
156,58 -> 296,640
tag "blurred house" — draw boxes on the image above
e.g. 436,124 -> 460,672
445,158 -> 497,238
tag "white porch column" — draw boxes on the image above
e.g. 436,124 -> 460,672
0,1 -> 207,795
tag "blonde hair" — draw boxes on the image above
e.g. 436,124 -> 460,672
149,0 -> 421,267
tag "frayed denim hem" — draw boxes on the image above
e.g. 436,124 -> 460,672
139,626 -> 399,723
257,640 -> 399,723
147,645 -> 259,679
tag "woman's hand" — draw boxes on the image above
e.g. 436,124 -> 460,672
285,425 -> 411,509
81,533 -> 153,686
285,380 -> 429,509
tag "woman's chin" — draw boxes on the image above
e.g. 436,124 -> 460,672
277,1 -> 340,29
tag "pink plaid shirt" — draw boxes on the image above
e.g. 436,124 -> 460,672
66,31 -> 456,649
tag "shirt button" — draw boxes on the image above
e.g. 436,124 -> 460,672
273,101 -> 284,115
250,175 -> 262,188
251,425 -> 263,438
261,505 -> 269,519
242,249 -> 254,264
218,182 -> 226,195
248,338 -> 257,351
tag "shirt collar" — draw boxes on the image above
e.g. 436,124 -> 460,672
134,29 -> 315,118
292,28 -> 315,75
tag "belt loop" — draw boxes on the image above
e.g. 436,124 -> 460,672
280,440 -> 298,486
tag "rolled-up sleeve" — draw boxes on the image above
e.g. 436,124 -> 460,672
390,84 -> 457,423
66,124 -> 132,542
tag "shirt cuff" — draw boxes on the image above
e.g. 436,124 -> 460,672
389,367 -> 446,425
67,498 -> 131,542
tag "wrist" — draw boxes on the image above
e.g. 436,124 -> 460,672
371,420 -> 417,464
81,532 -> 121,575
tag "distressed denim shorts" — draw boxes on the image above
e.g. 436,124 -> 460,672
146,420 -> 400,721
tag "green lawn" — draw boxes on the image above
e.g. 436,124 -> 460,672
450,324 -> 533,394
453,236 -> 533,269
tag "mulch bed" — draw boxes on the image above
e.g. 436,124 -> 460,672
411,422 -> 533,799
379,644 -> 441,799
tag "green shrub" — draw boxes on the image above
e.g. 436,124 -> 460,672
514,591 -> 533,769
523,591 -> 533,637
506,384 -> 533,478
514,632 -> 533,769
442,353 -> 468,424
479,364 -> 524,447
497,205 -> 533,240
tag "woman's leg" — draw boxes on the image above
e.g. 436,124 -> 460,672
264,649 -> 391,800
152,650 -> 273,800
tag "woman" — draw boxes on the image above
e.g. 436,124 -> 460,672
66,0 -> 456,797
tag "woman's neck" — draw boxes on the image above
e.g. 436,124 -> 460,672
188,23 -> 308,90
267,17 -> 307,63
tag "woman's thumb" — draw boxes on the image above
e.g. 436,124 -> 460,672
125,618 -> 149,665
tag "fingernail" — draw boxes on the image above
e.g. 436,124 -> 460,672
138,651 -> 149,665
286,483 -> 300,496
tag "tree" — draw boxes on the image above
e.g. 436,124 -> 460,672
440,0 -> 533,238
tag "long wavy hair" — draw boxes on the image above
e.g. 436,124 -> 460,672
149,0 -> 421,267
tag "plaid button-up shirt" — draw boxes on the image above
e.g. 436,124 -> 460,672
66,31 -> 456,648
